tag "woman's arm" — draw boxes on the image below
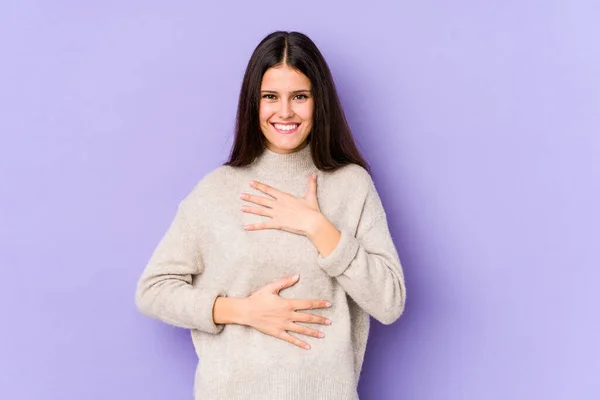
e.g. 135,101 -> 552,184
239,170 -> 406,325
136,200 -> 331,343
212,297 -> 248,325
135,203 -> 228,334
306,187 -> 407,325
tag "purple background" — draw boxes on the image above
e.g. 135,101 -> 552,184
1,1 -> 598,399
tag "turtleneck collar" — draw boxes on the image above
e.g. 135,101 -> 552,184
251,143 -> 316,179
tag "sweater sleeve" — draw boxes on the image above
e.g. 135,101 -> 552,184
135,201 -> 227,334
316,181 -> 406,325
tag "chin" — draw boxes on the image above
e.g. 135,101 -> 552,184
266,136 -> 309,153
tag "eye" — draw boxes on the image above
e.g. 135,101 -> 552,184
294,94 -> 309,100
261,94 -> 276,100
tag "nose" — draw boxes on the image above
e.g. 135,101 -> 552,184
278,99 -> 294,119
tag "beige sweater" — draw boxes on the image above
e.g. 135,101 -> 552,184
135,144 -> 407,400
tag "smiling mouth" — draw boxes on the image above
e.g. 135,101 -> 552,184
271,123 -> 300,134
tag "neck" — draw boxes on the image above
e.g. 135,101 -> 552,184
252,143 -> 315,179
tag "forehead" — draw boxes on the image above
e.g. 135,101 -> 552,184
261,65 -> 311,90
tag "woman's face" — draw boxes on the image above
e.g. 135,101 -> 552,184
259,64 -> 314,154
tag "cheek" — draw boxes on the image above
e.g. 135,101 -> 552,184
298,103 -> 314,123
259,102 -> 276,122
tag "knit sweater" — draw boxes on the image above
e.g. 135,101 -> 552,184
135,144 -> 407,400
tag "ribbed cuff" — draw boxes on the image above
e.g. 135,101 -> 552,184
194,288 -> 227,334
316,230 -> 360,277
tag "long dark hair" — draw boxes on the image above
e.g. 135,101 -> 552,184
224,31 -> 370,173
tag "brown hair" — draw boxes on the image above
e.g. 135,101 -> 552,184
224,31 -> 369,172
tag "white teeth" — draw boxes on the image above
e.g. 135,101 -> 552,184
274,124 -> 298,131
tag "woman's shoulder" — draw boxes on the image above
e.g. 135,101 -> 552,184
325,163 -> 385,212
182,165 -> 241,205
198,164 -> 239,187
331,162 -> 370,176
325,163 -> 375,192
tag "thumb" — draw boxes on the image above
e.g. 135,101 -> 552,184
268,274 -> 299,294
305,173 -> 318,201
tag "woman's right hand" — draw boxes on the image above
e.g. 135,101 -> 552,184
242,274 -> 332,350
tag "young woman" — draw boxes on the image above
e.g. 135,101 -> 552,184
136,31 -> 407,400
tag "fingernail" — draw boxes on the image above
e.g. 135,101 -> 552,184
292,274 -> 299,280
325,319 -> 331,325
325,301 -> 331,307
318,332 -> 324,338
305,344 -> 311,350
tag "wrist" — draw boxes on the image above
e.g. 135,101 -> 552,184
306,213 -> 342,258
213,297 -> 249,326
236,297 -> 251,326
305,211 -> 326,239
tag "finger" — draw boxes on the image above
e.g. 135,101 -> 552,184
292,311 -> 331,326
279,331 -> 311,350
241,206 -> 272,218
287,322 -> 324,339
306,173 -> 317,200
244,221 -> 278,231
240,193 -> 275,208
268,275 -> 299,294
290,299 -> 332,311
249,180 -> 280,199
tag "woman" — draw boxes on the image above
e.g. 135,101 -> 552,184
135,31 -> 406,400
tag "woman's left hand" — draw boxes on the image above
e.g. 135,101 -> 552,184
241,174 -> 323,236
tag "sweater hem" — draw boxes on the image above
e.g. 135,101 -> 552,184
194,371 -> 359,400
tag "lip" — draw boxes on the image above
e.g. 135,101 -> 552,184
271,122 -> 300,135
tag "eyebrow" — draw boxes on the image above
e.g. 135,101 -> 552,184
260,89 -> 311,94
